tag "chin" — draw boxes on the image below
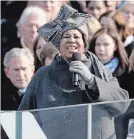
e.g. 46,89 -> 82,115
66,54 -> 73,59
18,84 -> 27,89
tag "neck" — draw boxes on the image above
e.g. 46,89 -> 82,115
104,57 -> 119,73
21,38 -> 33,51
101,57 -> 114,65
61,53 -> 87,62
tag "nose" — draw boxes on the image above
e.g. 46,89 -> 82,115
93,9 -> 99,18
31,25 -> 37,33
17,70 -> 24,77
128,12 -> 133,18
44,1 -> 52,10
68,37 -> 75,43
98,45 -> 105,51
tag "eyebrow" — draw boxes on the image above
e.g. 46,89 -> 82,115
63,33 -> 80,36
63,33 -> 70,36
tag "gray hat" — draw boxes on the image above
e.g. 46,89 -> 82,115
37,4 -> 92,48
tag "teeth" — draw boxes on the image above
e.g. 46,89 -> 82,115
67,46 -> 78,50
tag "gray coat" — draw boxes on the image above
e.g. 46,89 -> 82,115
18,52 -> 129,139
92,100 -> 130,139
18,52 -> 128,110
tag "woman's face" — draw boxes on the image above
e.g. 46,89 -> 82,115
95,33 -> 116,64
100,16 -> 117,29
59,29 -> 85,59
27,1 -> 63,21
36,37 -> 46,60
122,5 -> 134,29
44,57 -> 53,66
105,1 -> 117,11
87,1 -> 107,20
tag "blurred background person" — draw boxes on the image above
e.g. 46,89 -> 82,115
1,6 -> 48,87
105,0 -> 118,12
86,16 -> 102,49
119,1 -> 134,59
27,0 -> 65,21
86,1 -> 107,20
120,1 -> 134,33
89,27 -> 134,97
99,10 -> 134,57
33,36 -> 47,71
2,48 -> 35,110
16,6 -> 48,51
40,42 -> 59,66
99,10 -> 116,29
33,36 -> 59,70
69,1 -> 88,13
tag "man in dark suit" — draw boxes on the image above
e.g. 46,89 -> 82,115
1,48 -> 35,110
1,6 -> 48,91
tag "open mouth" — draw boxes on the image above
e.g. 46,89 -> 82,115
67,46 -> 78,50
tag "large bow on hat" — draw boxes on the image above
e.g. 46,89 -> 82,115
38,4 -> 92,48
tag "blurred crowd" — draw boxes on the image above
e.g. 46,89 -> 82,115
1,0 -> 134,111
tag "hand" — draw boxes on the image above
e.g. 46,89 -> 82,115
69,61 -> 93,83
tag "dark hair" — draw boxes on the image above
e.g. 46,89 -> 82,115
33,35 -> 42,71
89,27 -> 128,69
99,10 -> 132,42
86,1 -> 107,7
99,10 -> 115,21
86,1 -> 118,8
40,42 -> 59,66
112,11 -> 132,42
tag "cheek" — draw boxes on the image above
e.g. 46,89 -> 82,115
79,46 -> 85,54
110,49 -> 115,55
25,69 -> 33,79
9,70 -> 16,77
95,47 -> 98,53
106,47 -> 114,57
59,41 -> 66,51
60,39 -> 65,45
19,27 -> 26,36
59,47 -> 66,55
95,47 -> 100,56
78,40 -> 85,50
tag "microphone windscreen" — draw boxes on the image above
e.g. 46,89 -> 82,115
72,52 -> 81,61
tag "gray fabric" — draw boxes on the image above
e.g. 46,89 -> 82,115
38,4 -> 92,48
18,51 -> 129,139
18,51 -> 129,110
92,100 -> 131,139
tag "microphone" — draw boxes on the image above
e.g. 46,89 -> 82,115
72,52 -> 81,87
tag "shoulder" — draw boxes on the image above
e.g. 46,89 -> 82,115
34,65 -> 53,78
86,51 -> 99,59
86,51 -> 105,69
28,65 -> 53,85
